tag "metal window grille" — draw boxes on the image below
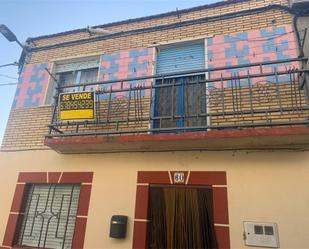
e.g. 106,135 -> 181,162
154,74 -> 207,129
17,184 -> 81,249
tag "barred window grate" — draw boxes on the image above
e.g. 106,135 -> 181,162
17,184 -> 81,249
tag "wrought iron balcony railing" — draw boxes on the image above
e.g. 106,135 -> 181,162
47,57 -> 309,138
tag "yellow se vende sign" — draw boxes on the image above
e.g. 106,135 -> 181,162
59,92 -> 95,120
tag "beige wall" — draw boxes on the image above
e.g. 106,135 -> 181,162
0,149 -> 309,249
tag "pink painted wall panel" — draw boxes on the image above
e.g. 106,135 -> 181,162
207,24 -> 299,87
12,63 -> 52,109
99,47 -> 154,98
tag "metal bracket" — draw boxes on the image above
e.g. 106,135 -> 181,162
299,28 -> 307,58
48,125 -> 63,134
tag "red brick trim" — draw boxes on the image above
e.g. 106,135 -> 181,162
77,185 -> 92,216
133,171 -> 229,249
10,184 -> 26,213
213,187 -> 229,225
2,214 -> 19,247
188,171 -> 227,185
17,172 -> 47,183
60,172 -> 93,183
137,171 -> 171,184
132,221 -> 149,249
72,217 -> 87,249
215,226 -> 230,249
48,172 -> 62,183
2,172 -> 93,249
134,185 -> 150,220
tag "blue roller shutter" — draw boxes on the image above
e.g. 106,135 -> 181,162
156,42 -> 205,75
154,41 -> 207,131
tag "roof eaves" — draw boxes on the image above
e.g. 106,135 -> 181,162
27,0 -> 248,42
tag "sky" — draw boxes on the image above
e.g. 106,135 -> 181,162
0,0 -> 217,144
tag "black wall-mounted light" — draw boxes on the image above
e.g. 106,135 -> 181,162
0,24 -> 29,72
0,24 -> 26,51
0,24 -> 17,41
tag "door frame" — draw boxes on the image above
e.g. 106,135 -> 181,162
132,171 -> 230,249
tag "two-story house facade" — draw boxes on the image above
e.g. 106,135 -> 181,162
1,0 -> 309,248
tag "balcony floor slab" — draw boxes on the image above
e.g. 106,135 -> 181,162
44,126 -> 309,154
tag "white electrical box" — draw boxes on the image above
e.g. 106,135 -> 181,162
244,222 -> 279,248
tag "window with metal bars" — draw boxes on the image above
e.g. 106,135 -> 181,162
15,184 -> 81,249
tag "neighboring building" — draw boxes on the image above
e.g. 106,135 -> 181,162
1,0 -> 309,248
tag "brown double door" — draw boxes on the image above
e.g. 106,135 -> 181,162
148,186 -> 218,249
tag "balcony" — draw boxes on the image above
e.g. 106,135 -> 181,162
44,58 -> 309,153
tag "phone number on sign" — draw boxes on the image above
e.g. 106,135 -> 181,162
60,99 -> 94,110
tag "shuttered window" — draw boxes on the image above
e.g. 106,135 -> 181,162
55,58 -> 100,74
16,184 -> 80,249
156,41 -> 205,75
154,41 -> 207,130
